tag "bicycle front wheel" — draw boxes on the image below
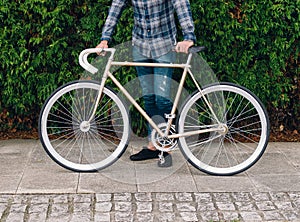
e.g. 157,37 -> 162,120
39,80 -> 130,172
178,83 -> 270,175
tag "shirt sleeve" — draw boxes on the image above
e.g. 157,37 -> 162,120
101,0 -> 127,42
172,0 -> 196,42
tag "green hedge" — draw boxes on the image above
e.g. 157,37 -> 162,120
0,0 -> 299,135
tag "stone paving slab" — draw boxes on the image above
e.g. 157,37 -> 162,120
0,140 -> 300,194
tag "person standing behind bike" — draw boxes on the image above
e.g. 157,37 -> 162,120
96,0 -> 196,167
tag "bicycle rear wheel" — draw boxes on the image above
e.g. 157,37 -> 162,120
178,82 -> 270,175
39,80 -> 130,172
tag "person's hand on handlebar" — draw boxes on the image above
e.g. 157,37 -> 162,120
175,40 -> 194,54
96,40 -> 109,55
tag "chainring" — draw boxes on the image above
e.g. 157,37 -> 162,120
151,123 -> 178,152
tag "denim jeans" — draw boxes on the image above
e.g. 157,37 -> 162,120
133,47 -> 175,140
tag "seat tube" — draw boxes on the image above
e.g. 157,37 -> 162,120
165,53 -> 193,135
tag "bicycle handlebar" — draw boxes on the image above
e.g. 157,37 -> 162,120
79,48 -> 116,74
79,46 -> 205,74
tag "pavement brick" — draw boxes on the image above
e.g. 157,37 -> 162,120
176,202 -> 196,212
96,194 -> 112,202
94,212 -> 110,222
199,211 -> 220,221
157,212 -> 175,222
231,192 -> 251,202
115,202 -> 132,212
136,202 -> 152,212
175,193 -> 193,202
274,201 -> 294,211
5,204 -> 27,222
235,201 -> 257,211
0,196 -> 13,203
52,195 -> 69,204
269,191 -> 290,201
134,193 -> 152,202
0,203 -> 7,216
240,211 -> 262,221
289,191 -> 300,200
281,210 -> 300,221
213,193 -> 232,202
115,211 -> 134,222
251,192 -> 271,201
73,194 -> 92,203
95,202 -> 112,212
262,210 -> 284,221
222,211 -> 239,221
49,203 -> 69,217
215,202 -> 236,211
197,202 -> 216,211
194,193 -> 212,203
256,200 -> 277,211
136,213 -> 154,222
158,202 -> 173,212
73,202 -> 91,213
156,193 -> 174,201
180,212 -> 198,221
71,212 -> 92,222
114,193 -> 132,202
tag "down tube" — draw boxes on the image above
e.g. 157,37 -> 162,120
107,71 -> 165,138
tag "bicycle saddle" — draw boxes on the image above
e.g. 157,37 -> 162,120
188,46 -> 206,53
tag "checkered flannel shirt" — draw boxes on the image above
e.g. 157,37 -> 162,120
101,0 -> 196,58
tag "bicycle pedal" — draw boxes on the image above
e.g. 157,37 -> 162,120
158,152 -> 165,164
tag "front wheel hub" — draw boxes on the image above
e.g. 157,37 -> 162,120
80,121 -> 91,132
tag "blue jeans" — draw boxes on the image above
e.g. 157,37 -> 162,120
133,47 -> 175,140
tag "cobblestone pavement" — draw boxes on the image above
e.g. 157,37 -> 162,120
1,192 -> 300,222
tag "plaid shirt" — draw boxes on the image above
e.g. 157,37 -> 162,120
101,0 -> 196,58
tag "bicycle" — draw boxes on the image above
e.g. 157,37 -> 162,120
38,46 -> 270,176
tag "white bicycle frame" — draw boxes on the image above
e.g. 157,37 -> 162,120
79,48 -> 225,139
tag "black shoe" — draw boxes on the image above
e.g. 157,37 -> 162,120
158,153 -> 172,167
130,147 -> 160,161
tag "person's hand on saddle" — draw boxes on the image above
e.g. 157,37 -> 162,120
175,40 -> 194,54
